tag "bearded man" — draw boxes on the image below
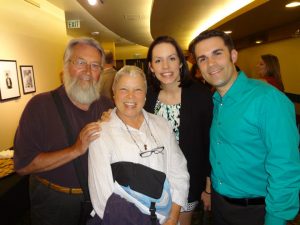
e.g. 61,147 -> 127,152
14,38 -> 113,225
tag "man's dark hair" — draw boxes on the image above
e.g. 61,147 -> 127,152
146,35 -> 191,92
105,51 -> 114,64
189,29 -> 235,59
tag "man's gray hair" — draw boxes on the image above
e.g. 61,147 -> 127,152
63,37 -> 105,66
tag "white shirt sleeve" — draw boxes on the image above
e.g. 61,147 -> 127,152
88,132 -> 114,219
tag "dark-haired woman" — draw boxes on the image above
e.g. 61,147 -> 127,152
144,36 -> 213,225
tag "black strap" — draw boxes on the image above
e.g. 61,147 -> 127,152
149,202 -> 157,225
51,90 -> 90,201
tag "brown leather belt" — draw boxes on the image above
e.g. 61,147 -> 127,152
35,176 -> 83,194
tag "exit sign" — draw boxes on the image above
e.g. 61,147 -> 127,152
67,20 -> 80,29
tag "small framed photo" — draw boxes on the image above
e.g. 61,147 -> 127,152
0,60 -> 21,101
20,65 -> 36,94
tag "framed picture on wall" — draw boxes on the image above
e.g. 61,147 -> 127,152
0,60 -> 21,101
20,65 -> 36,94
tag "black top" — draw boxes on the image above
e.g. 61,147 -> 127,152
144,81 -> 213,202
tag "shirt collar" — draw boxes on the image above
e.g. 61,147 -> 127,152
213,71 -> 249,103
110,108 -> 150,130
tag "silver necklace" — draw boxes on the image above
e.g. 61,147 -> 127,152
118,114 -> 159,153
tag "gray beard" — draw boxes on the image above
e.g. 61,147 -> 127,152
63,71 -> 100,105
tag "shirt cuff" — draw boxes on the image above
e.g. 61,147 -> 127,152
265,212 -> 286,225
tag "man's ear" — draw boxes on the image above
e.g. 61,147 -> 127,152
231,49 -> 238,63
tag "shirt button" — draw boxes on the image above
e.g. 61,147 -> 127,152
217,161 -> 221,165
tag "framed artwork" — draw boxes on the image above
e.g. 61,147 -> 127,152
20,65 -> 36,94
0,60 -> 21,101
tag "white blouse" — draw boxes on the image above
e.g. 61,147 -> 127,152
88,108 -> 189,218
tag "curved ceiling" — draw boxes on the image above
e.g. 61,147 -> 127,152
214,0 -> 300,49
47,0 -> 300,50
77,0 -> 153,46
150,0 -> 263,49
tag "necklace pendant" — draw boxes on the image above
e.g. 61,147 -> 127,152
144,144 -> 147,150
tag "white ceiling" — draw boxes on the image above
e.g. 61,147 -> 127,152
45,0 -> 300,49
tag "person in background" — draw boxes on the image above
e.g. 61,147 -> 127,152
188,46 -> 212,91
189,29 -> 300,225
99,50 -> 117,100
256,54 -> 284,91
189,57 -> 213,92
14,37 -> 113,225
88,65 -> 189,225
144,36 -> 213,225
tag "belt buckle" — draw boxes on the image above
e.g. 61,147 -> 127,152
69,188 -> 77,194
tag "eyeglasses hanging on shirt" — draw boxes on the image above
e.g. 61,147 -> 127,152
118,114 -> 165,158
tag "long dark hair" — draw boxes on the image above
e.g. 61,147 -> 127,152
261,54 -> 284,91
147,36 -> 191,92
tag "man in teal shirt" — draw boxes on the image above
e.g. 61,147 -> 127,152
189,29 -> 300,225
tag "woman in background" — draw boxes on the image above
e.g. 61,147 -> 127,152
256,54 -> 285,91
144,36 -> 213,225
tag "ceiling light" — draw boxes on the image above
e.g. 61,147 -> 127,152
87,0 -> 103,5
293,29 -> 300,37
88,0 -> 98,6
224,30 -> 232,34
91,31 -> 100,36
255,40 -> 263,44
285,2 -> 300,7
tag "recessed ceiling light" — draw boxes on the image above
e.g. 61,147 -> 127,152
91,31 -> 100,36
224,31 -> 232,34
285,2 -> 300,7
88,0 -> 98,6
255,40 -> 263,44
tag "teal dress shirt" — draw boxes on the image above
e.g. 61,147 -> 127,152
210,72 -> 300,225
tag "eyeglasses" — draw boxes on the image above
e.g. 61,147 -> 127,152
139,146 -> 165,158
69,58 -> 102,72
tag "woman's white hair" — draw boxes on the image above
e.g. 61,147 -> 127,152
112,65 -> 147,91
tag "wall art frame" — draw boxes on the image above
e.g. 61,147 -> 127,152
20,65 -> 36,94
0,60 -> 21,101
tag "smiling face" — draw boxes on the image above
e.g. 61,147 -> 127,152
149,43 -> 182,88
194,37 -> 238,96
113,72 -> 146,123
